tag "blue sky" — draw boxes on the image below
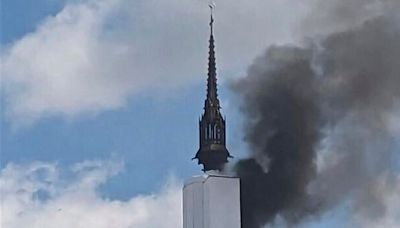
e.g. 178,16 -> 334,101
1,0 -> 399,228
1,1 -> 255,226
1,0 -> 65,44
1,80 -> 246,198
1,0 -> 277,195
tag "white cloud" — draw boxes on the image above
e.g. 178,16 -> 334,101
1,0 -> 309,126
2,160 -> 398,228
2,0 -> 135,126
0,160 -> 182,228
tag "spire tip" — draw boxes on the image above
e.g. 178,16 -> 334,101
208,2 -> 215,33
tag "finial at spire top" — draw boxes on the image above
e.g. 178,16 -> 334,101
208,1 -> 216,11
208,1 -> 215,32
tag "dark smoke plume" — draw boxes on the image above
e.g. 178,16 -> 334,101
235,47 -> 322,227
233,1 -> 400,227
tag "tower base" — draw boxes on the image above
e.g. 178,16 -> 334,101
183,172 -> 241,228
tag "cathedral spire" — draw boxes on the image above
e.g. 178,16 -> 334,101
193,5 -> 232,172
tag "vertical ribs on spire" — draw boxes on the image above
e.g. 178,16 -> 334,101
206,15 -> 219,108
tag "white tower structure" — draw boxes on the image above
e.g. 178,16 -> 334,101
183,173 -> 241,228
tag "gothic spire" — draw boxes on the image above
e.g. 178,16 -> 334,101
194,5 -> 232,172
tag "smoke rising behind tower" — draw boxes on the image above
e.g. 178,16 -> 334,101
232,1 -> 400,227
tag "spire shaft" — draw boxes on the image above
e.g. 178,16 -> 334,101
206,9 -> 219,108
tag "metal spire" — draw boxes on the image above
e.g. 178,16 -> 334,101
206,3 -> 219,108
194,3 -> 232,172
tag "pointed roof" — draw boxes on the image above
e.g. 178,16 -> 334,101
206,10 -> 220,109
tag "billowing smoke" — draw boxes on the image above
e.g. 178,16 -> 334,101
232,1 -> 400,227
